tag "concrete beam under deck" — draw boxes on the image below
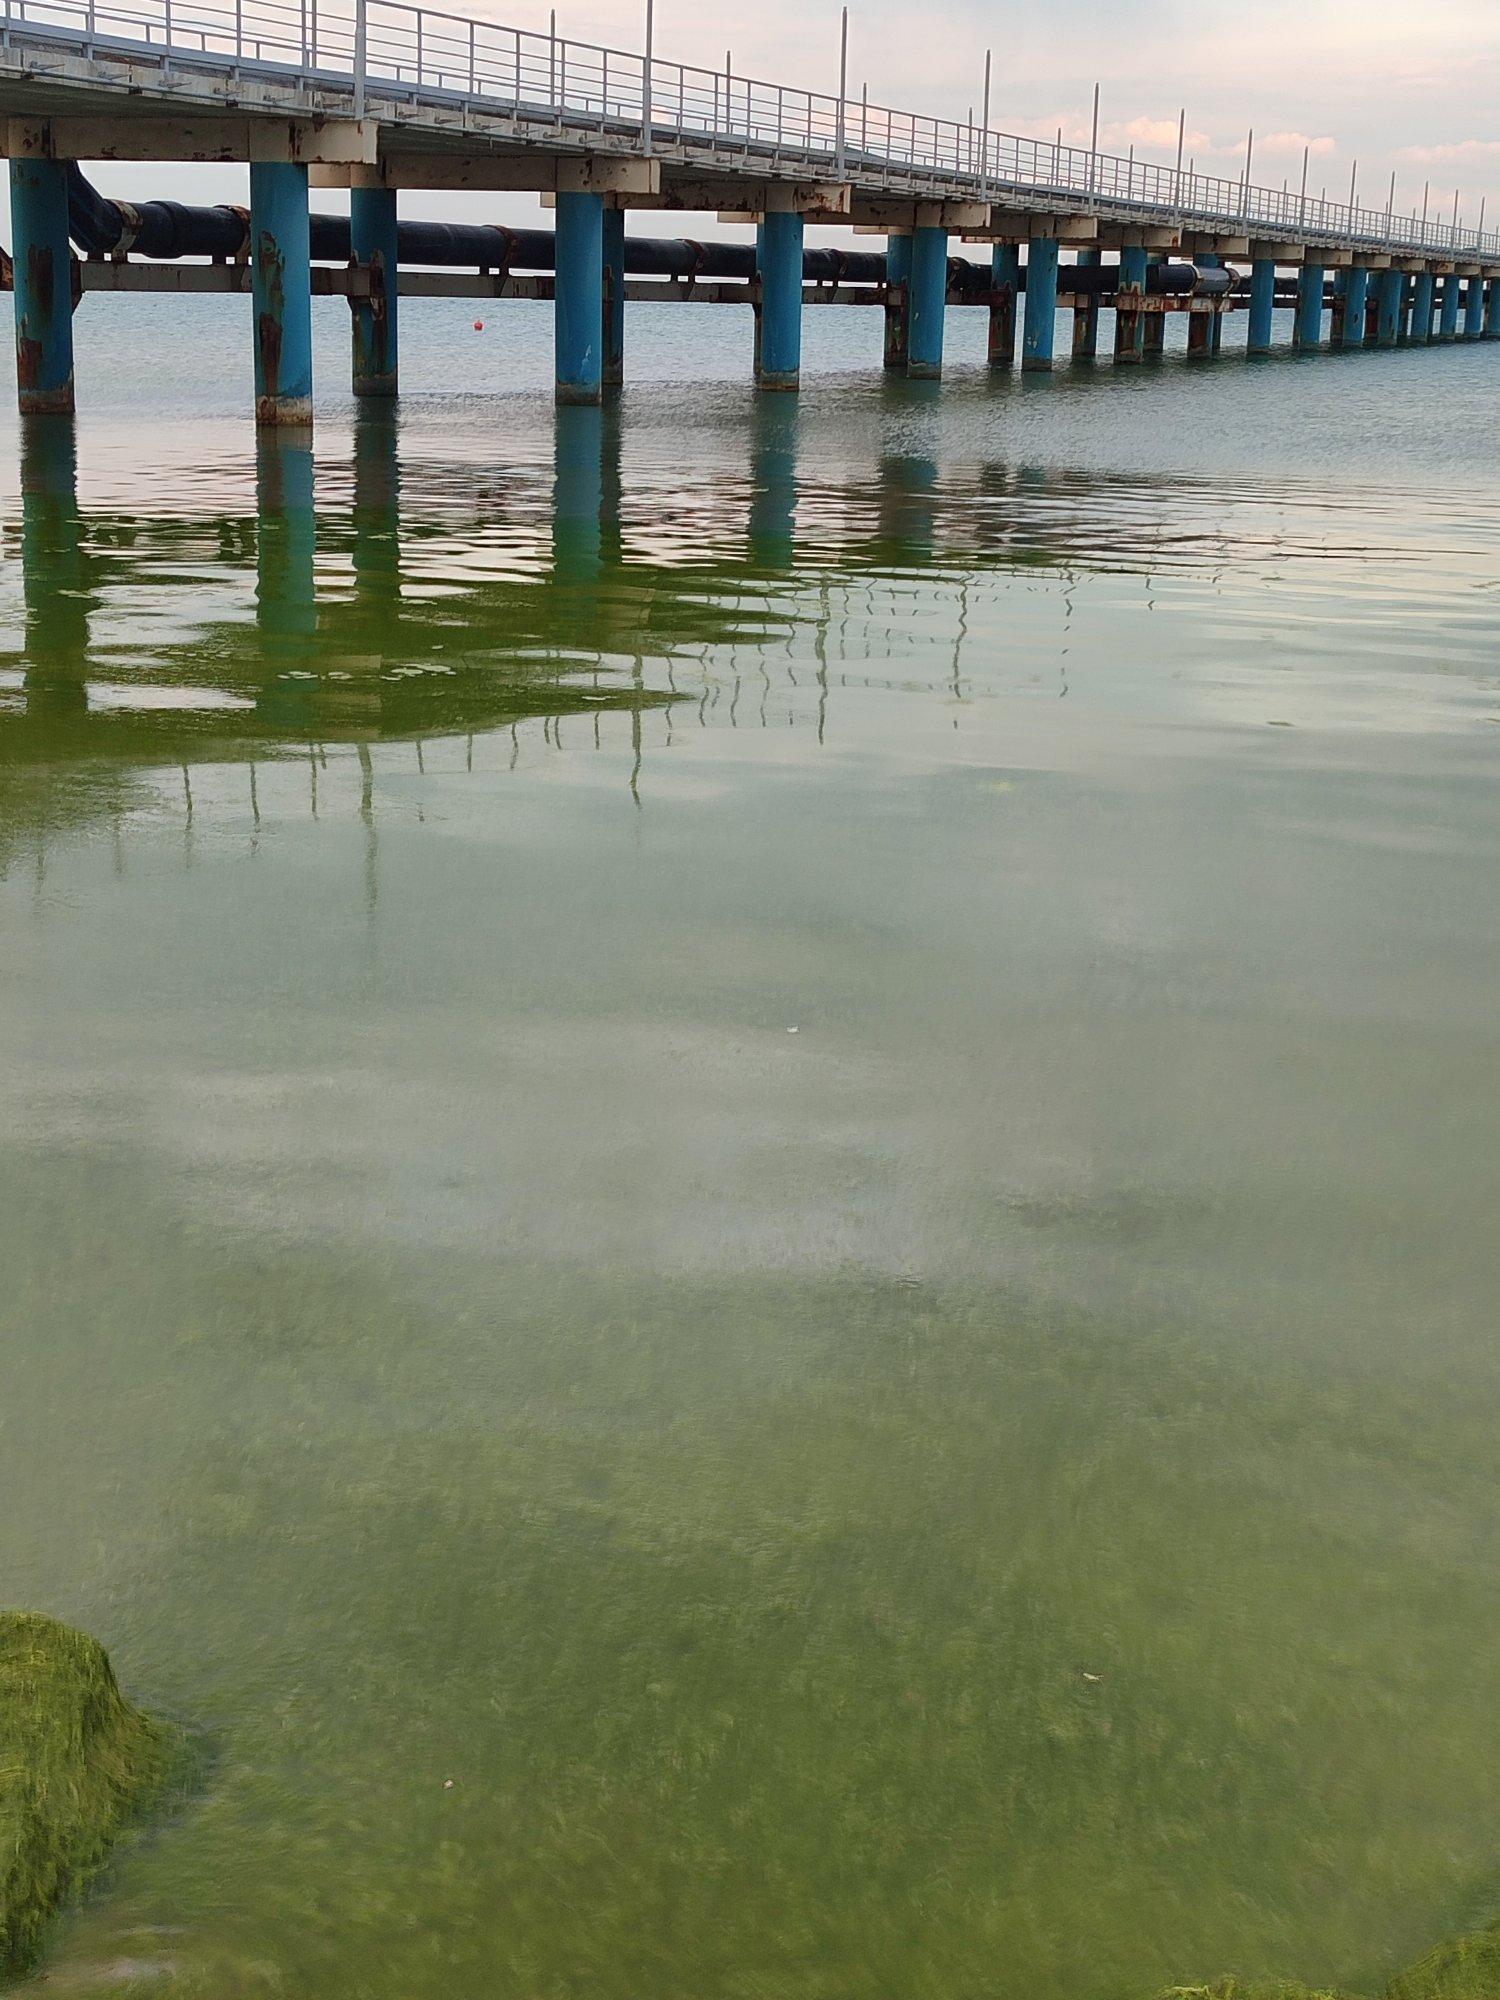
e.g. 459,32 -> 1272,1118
660,180 -> 850,217
5,114 -> 375,163
314,154 -> 661,195
850,197 -> 989,232
967,211 -> 1099,244
1183,232 -> 1250,256
1095,223 -> 1182,250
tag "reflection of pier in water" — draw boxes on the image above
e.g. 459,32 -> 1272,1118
1,394 -> 1224,857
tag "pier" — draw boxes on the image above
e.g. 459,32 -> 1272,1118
4,0 -> 1500,420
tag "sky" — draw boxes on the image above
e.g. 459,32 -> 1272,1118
84,0 -> 1500,239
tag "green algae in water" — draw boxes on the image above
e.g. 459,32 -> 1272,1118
1152,1972 -> 1363,1997
0,1611 -> 171,1981
1158,1983 -> 1358,1999
1385,1921 -> 1500,2000
1158,1923 -> 1500,2000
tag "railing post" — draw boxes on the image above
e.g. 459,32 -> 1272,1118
835,4 -> 847,177
641,0 -> 653,153
353,0 -> 366,118
979,49 -> 990,198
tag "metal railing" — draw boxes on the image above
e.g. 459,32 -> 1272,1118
5,0 -> 1500,260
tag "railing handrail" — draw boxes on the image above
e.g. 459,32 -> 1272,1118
6,0 -> 1500,259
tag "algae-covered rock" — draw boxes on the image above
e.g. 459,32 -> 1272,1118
1158,1982 -> 1357,2000
1386,1921 -> 1500,2000
0,1611 -> 170,1981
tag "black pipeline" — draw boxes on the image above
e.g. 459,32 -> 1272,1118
65,165 -> 1240,295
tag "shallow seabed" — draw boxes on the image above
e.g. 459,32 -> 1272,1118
4,297 -> 1500,1999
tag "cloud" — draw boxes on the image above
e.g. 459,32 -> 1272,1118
1105,115 -> 1213,151
1394,138 -> 1500,165
1256,131 -> 1338,156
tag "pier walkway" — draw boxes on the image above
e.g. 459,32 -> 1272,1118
4,0 -> 1499,417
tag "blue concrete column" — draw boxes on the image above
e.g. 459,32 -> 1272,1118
602,203 -> 626,390
989,242 -> 1019,370
9,159 -> 75,416
907,223 -> 948,379
1247,258 -> 1276,356
1376,267 -> 1403,347
1463,274 -> 1485,340
1485,277 -> 1500,339
349,184 -> 398,397
1330,268 -> 1349,346
1341,266 -> 1369,350
1410,270 -> 1435,344
555,189 -> 605,405
756,209 -> 804,391
250,162 -> 313,426
1022,236 -> 1060,372
1198,254 -> 1224,354
1072,246 -> 1101,359
1114,244 -> 1147,362
1438,272 -> 1461,341
884,231 -> 911,371
1293,262 -> 1324,350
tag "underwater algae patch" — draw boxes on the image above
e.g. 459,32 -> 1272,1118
0,1611 -> 171,1982
1159,1983 -> 1356,1999
1158,1926 -> 1500,2000
1385,1922 -> 1500,2000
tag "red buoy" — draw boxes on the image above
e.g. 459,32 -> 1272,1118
473,319 -> 484,331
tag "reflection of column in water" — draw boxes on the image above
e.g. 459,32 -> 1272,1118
598,400 -> 624,572
254,435 -> 319,732
875,435 -> 939,566
552,401 -> 605,594
746,393 -> 798,571
351,399 -> 401,637
19,413 -> 89,715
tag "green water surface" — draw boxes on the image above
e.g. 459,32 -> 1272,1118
4,305 -> 1500,1997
